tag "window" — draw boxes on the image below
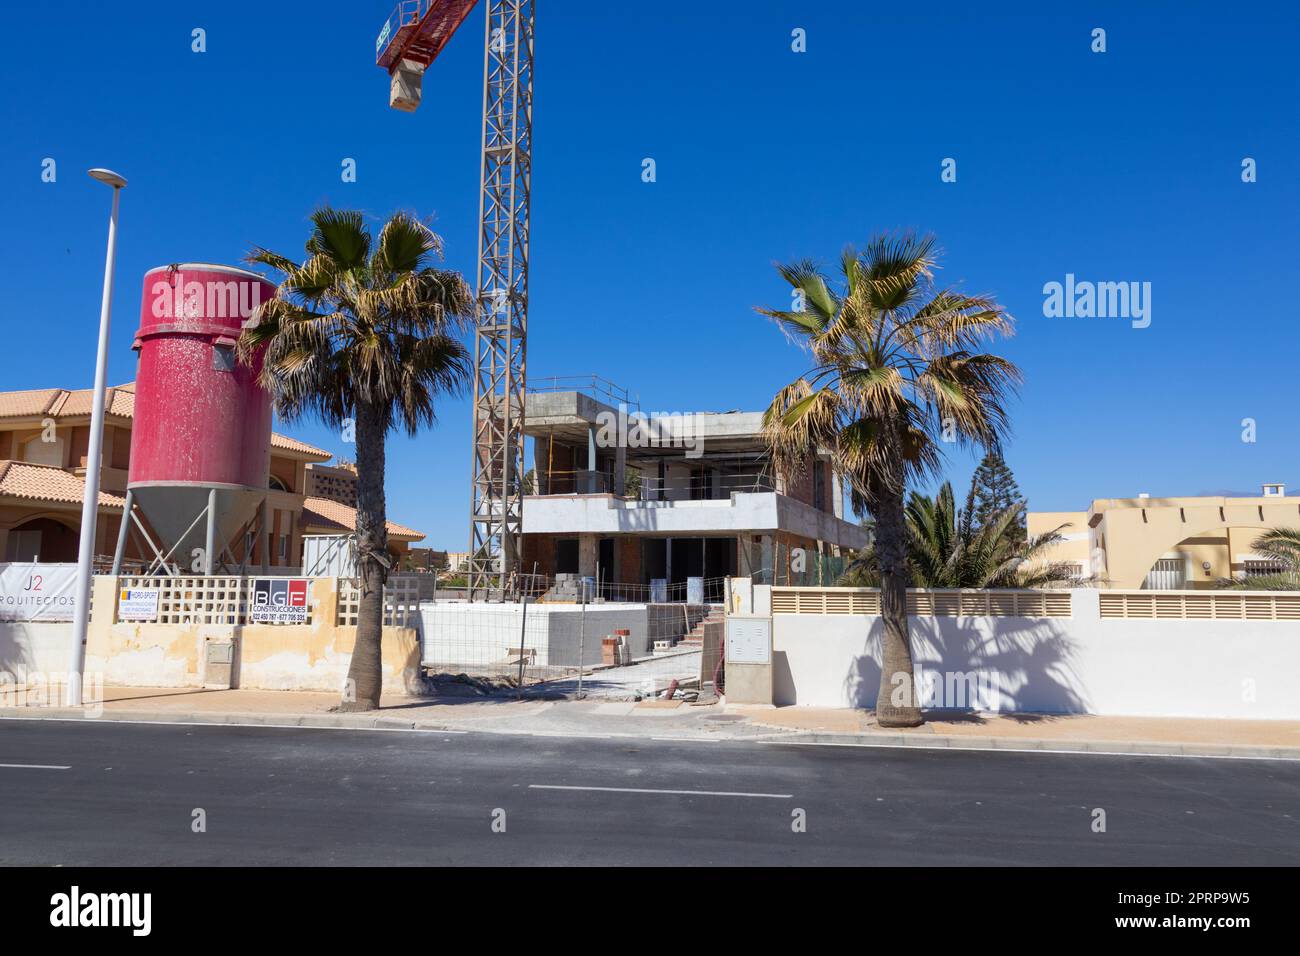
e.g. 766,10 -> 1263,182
213,345 -> 236,372
813,460 -> 826,511
1244,558 -> 1287,577
21,435 -> 64,467
279,535 -> 288,561
5,529 -> 42,562
555,538 -> 579,574
1055,561 -> 1086,583
1144,557 -> 1186,590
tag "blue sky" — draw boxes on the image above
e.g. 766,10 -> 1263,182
2,1 -> 1296,549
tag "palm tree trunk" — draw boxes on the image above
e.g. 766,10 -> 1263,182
871,478 -> 923,728
340,400 -> 388,712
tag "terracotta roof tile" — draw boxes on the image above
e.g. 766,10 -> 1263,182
270,433 -> 332,459
0,389 -> 63,418
0,385 -> 135,421
109,387 -> 135,418
301,495 -> 424,542
0,460 -> 126,509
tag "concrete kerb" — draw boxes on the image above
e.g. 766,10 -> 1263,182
2,706 -> 1299,759
752,728 -> 1300,760
0,707 -> 424,732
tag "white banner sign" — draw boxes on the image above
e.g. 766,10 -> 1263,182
250,578 -> 311,624
118,587 -> 160,622
0,563 -> 79,622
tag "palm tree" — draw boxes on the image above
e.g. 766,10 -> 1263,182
1218,527 -> 1300,590
758,234 -> 1019,727
238,208 -> 474,711
841,480 -> 1079,588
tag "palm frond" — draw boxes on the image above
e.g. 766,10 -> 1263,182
305,207 -> 371,270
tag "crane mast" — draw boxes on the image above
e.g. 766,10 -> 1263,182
467,0 -> 534,601
377,0 -> 534,602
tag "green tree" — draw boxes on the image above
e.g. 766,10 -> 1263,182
758,233 -> 1020,727
970,450 -> 1025,543
238,208 -> 473,711
840,479 -> 1079,588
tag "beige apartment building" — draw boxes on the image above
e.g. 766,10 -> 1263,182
0,382 -> 423,569
1028,483 -> 1298,589
306,460 -> 359,507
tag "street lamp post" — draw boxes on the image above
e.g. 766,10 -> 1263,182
69,168 -> 126,708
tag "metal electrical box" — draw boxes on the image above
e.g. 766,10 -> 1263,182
203,638 -> 237,690
724,615 -> 773,704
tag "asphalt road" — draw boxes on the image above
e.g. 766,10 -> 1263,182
1,719 -> 1297,865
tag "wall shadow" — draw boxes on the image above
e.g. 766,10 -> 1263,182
842,615 -> 1088,715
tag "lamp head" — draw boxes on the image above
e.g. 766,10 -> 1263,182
87,168 -> 127,188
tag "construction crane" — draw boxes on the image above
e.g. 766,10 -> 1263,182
377,0 -> 535,602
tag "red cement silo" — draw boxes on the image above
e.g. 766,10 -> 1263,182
128,264 -> 277,571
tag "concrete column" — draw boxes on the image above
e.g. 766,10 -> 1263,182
587,426 -> 597,492
578,534 -> 597,577
316,577 -> 339,630
614,437 -> 626,497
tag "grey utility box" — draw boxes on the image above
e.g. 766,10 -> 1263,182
203,637 -> 238,690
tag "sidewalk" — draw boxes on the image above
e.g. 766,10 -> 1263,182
3,686 -> 1299,759
726,705 -> 1300,757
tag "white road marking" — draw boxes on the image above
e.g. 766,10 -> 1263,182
530,783 -> 791,799
0,763 -> 70,770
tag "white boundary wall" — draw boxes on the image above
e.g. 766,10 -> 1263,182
418,602 -> 709,667
0,621 -> 75,680
771,589 -> 1300,719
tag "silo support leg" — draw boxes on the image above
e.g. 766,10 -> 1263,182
204,488 -> 217,575
111,489 -> 134,576
260,498 -> 271,573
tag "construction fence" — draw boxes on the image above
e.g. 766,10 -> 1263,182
417,598 -> 723,699
756,542 -> 851,588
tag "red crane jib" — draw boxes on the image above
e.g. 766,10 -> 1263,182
376,0 -> 480,72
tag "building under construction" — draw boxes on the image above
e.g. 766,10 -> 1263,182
518,379 -> 868,599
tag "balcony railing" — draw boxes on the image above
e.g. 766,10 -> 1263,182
529,374 -> 640,411
637,472 -> 775,501
530,469 -> 610,495
528,469 -> 777,501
